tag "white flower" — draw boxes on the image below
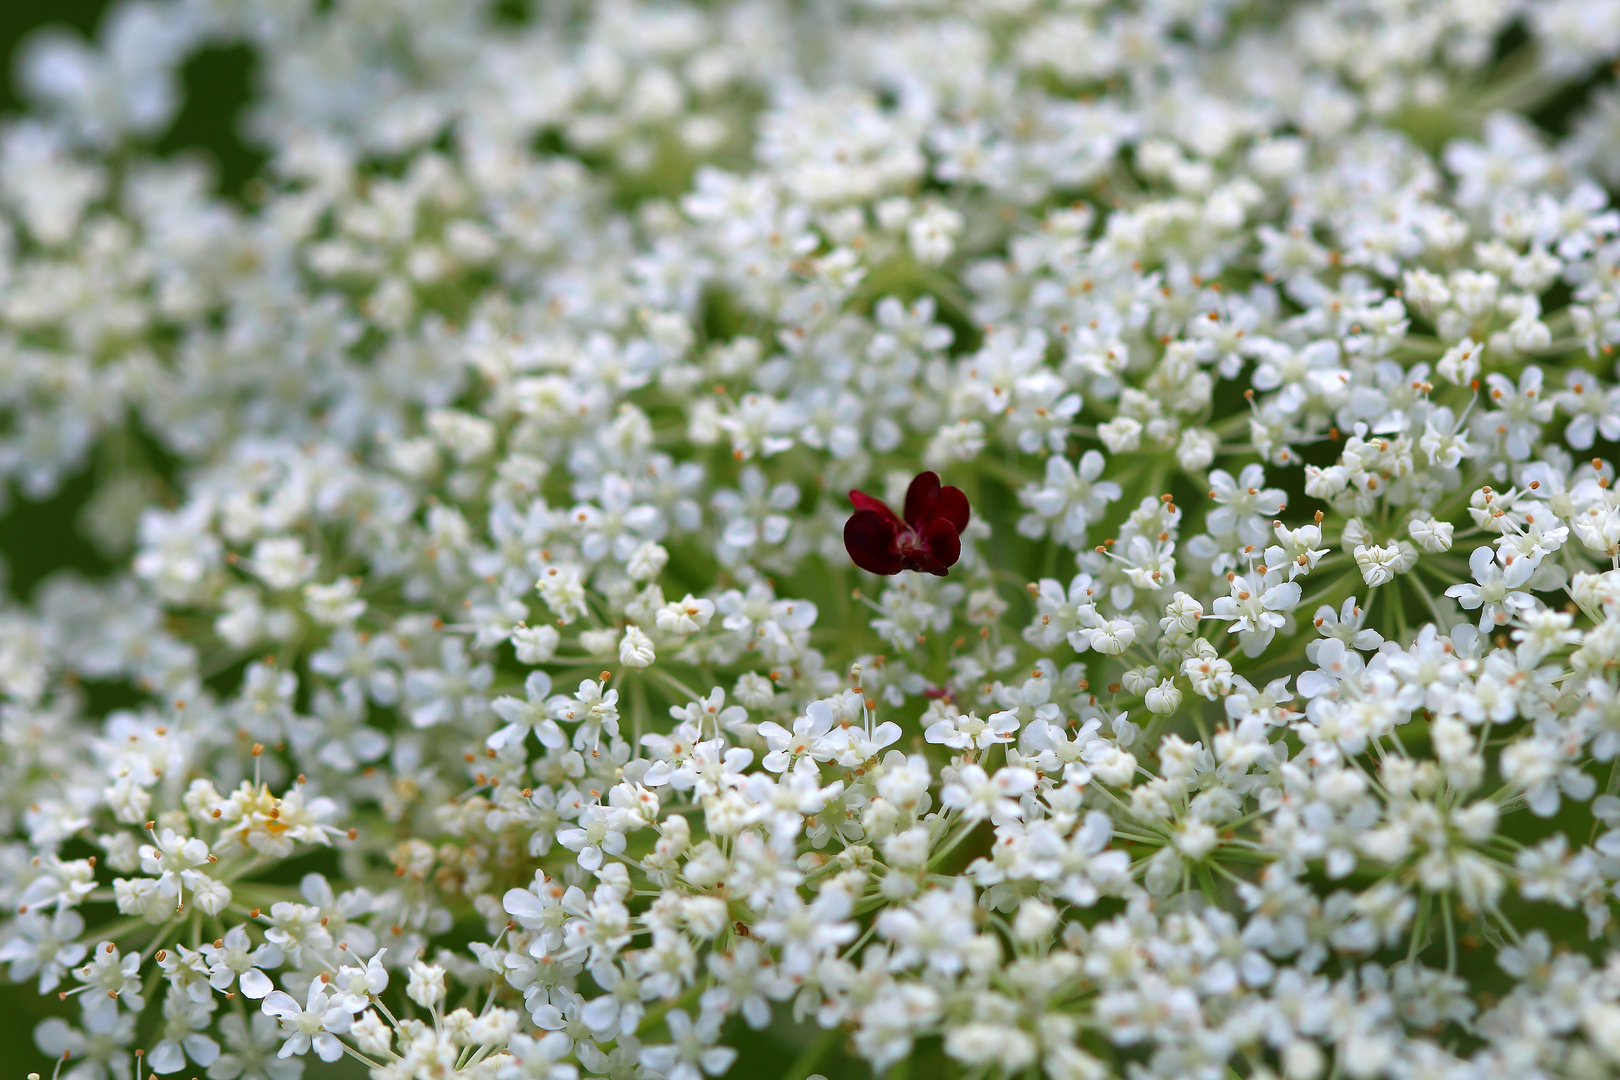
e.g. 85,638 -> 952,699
1018,450 -> 1121,546
148,993 -> 219,1075
639,1008 -> 735,1080
1436,337 -> 1481,384
200,926 -> 282,1000
1206,465 -> 1288,548
250,537 -> 317,591
940,764 -> 1036,824
405,960 -> 446,1010
756,701 -> 838,772
349,1011 -> 392,1059
656,594 -> 716,635
536,564 -> 589,624
1210,570 -> 1301,656
924,710 -> 1019,751
512,623 -> 561,664
906,202 -> 963,266
1144,680 -> 1183,715
619,625 -> 656,668
0,906 -> 86,992
73,942 -> 144,1026
489,671 -> 563,752
1160,592 -> 1204,636
1408,517 -> 1454,552
627,540 -> 670,581
500,1031 -> 577,1080
1098,416 -> 1143,453
1084,616 -> 1138,656
1267,521 -> 1328,581
209,1012 -> 303,1080
330,949 -> 388,1012
404,637 -> 495,729
1175,427 -> 1218,471
1353,543 -> 1404,587
261,982 -> 352,1062
1446,545 -> 1536,632
1303,463 -> 1349,499
301,579 -> 366,626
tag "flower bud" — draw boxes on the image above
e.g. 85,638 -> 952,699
1012,899 -> 1058,943
1303,464 -> 1348,498
1144,679 -> 1182,715
512,624 -> 560,664
1436,337 -> 1481,384
1160,592 -> 1204,636
627,540 -> 669,581
619,625 -> 656,669
1098,416 -> 1143,454
406,961 -> 446,1010
192,877 -> 232,917
1353,543 -> 1401,587
1175,427 -> 1217,472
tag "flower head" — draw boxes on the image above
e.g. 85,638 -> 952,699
844,471 -> 970,576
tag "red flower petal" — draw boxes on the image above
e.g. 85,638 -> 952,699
844,509 -> 906,575
903,471 -> 942,526
933,484 -> 970,533
849,489 -> 902,529
920,518 -> 961,573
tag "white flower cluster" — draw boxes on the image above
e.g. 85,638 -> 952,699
6,1 -> 1620,1079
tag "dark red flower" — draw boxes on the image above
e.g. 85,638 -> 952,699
843,471 -> 970,576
